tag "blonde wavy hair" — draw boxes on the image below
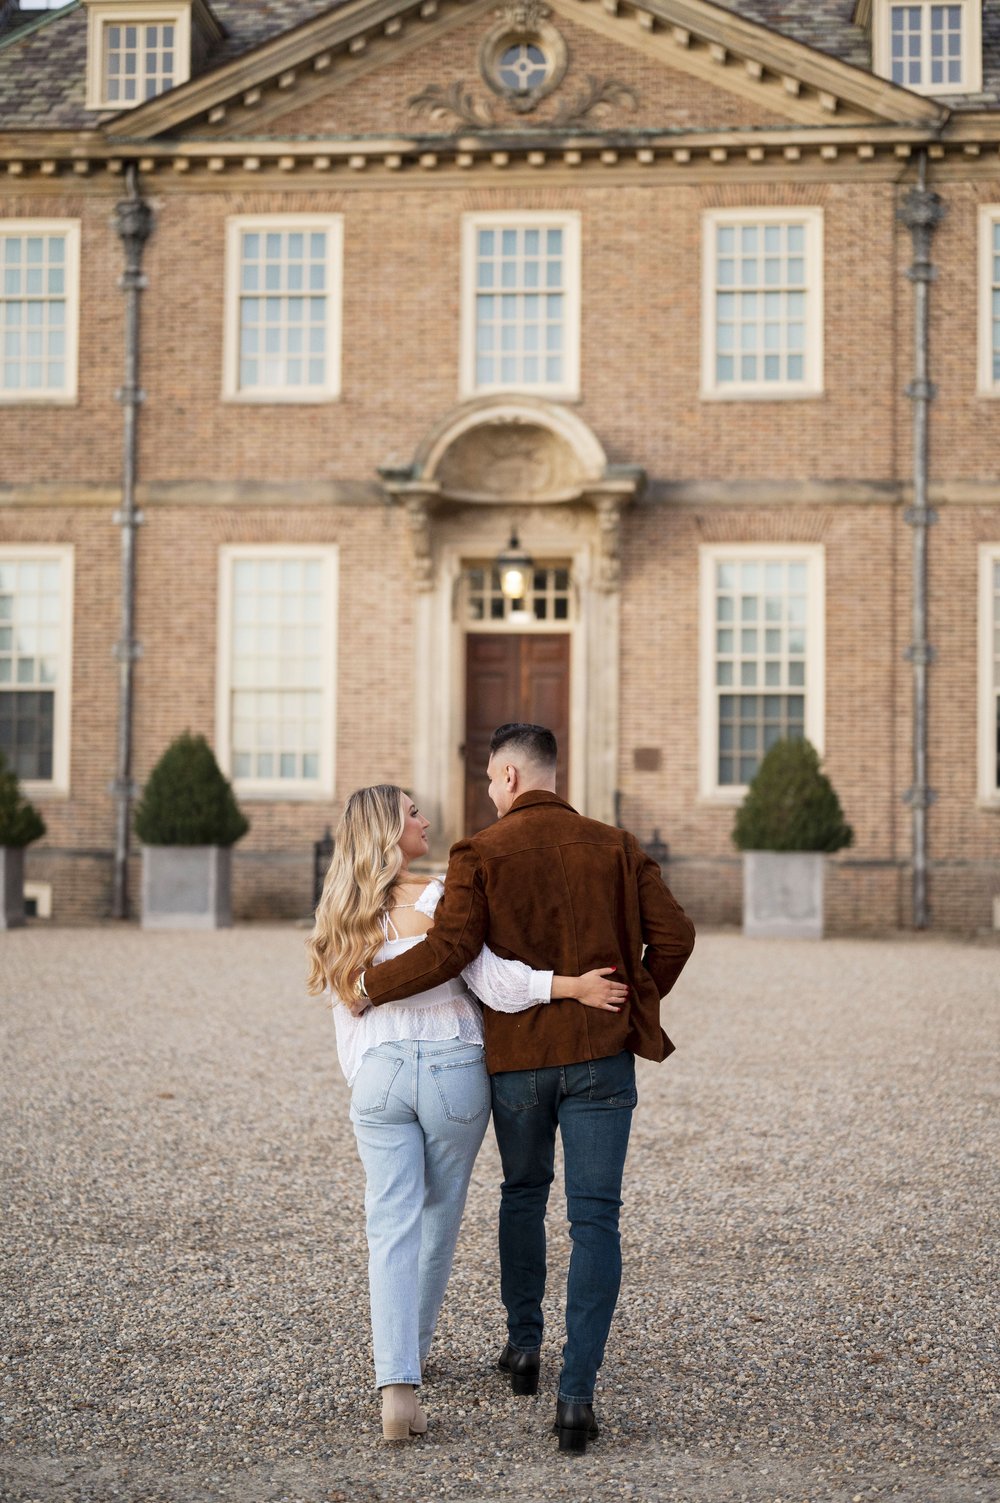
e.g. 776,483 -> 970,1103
306,783 -> 406,1002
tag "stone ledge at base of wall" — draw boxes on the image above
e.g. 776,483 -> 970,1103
19,847 -> 1000,934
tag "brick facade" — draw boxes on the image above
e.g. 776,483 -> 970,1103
1,0 -> 998,932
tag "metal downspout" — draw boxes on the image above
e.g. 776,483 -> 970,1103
898,153 -> 944,929
111,168 -> 154,920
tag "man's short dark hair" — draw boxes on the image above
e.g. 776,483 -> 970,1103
489,723 -> 558,767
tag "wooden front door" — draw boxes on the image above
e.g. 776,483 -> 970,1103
464,633 -> 571,835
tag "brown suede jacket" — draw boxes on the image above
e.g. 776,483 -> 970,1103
363,790 -> 696,1075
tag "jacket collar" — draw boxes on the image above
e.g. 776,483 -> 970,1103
507,789 -> 577,816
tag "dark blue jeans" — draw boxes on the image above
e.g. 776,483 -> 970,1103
490,1050 -> 636,1404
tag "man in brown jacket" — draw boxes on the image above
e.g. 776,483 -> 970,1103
360,723 -> 695,1452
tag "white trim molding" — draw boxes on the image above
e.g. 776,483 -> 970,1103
0,544 -> 74,798
0,220 -> 80,406
222,215 -> 343,404
215,544 -> 338,801
872,0 -> 982,96
698,543 -> 825,803
460,211 -> 582,402
977,205 -> 1000,397
85,1 -> 193,111
701,207 -> 824,402
978,543 -> 1000,805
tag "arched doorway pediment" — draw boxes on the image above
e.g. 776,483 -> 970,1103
379,396 -> 643,592
412,395 -> 610,506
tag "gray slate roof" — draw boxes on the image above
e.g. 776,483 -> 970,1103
1,0 -> 998,132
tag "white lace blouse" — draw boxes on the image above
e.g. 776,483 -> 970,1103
331,877 -> 554,1085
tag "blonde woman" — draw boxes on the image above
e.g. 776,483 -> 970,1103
307,783 -> 626,1442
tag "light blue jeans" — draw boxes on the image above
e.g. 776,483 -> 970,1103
350,1038 -> 490,1388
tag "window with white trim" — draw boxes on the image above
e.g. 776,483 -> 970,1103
217,548 -> 337,798
0,547 -> 74,793
702,210 -> 823,399
873,1 -> 981,94
977,206 -> 1000,395
461,213 -> 581,398
0,222 -> 80,404
978,546 -> 1000,802
699,546 -> 825,799
223,217 -> 342,402
85,3 -> 193,110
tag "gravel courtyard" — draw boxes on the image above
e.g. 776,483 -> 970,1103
1,928 -> 997,1503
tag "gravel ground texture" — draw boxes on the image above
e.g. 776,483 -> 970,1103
0,927 -> 997,1503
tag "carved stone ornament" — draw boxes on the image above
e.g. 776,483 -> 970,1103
478,1 -> 567,113
408,74 -> 638,131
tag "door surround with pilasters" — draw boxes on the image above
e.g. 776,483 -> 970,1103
379,395 -> 642,852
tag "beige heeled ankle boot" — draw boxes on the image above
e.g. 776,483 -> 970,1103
381,1384 -> 428,1441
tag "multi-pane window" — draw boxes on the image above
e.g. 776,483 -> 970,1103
462,213 -> 580,397
700,548 -> 824,796
0,550 -> 73,789
876,1 -> 979,93
218,550 -> 336,795
978,209 -> 1000,394
0,223 -> 79,402
703,211 -> 822,398
103,20 -> 175,103
464,565 -> 573,624
224,218 -> 342,401
978,548 -> 1000,801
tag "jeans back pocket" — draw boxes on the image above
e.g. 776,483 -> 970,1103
430,1056 -> 489,1124
352,1052 -> 403,1115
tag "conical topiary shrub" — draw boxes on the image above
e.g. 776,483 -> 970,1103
0,748 -> 46,848
732,736 -> 853,854
0,748 -> 46,930
134,732 -> 249,847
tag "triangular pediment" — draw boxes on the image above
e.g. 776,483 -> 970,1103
104,0 -> 947,144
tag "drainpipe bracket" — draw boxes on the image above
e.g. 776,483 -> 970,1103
112,640 -> 144,662
902,787 -> 938,809
904,264 -> 939,285
112,509 -> 145,526
904,379 -> 937,401
903,642 -> 936,665
117,273 -> 150,292
115,386 -> 147,405
903,505 -> 938,527
108,777 -> 140,798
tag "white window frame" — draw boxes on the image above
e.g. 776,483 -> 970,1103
0,220 -> 80,406
978,544 -> 1000,805
698,543 -> 825,803
86,2 -> 192,111
215,545 -> 338,801
977,205 -> 1000,396
222,215 -> 343,404
701,207 -> 824,402
0,544 -> 74,798
873,0 -> 982,94
460,211 -> 581,401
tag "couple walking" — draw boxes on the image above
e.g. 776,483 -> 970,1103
307,722 -> 695,1452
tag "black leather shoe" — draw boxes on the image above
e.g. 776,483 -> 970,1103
497,1342 -> 540,1396
553,1400 -> 599,1453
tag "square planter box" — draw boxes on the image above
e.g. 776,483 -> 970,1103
742,850 -> 825,939
141,845 -> 232,930
0,845 -> 25,930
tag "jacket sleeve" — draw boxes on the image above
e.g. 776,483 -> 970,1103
363,840 -> 490,1006
632,837 -> 696,999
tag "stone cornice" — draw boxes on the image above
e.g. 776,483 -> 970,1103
0,123 -> 980,182
3,479 -> 997,509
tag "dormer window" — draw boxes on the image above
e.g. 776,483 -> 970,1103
84,0 -> 220,111
870,0 -> 982,94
